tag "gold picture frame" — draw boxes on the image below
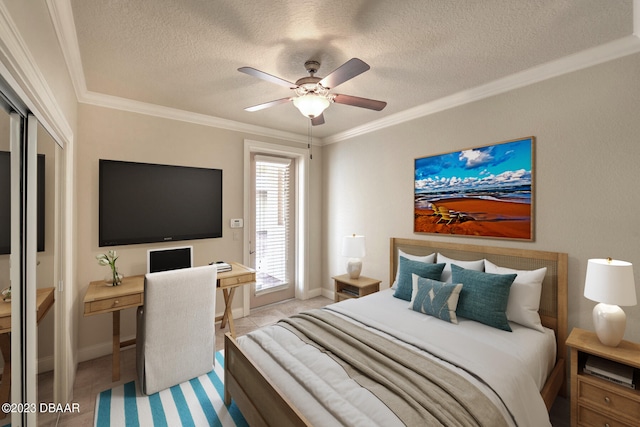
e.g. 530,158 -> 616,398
414,136 -> 534,241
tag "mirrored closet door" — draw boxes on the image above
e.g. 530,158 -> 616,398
0,82 -> 62,426
36,120 -> 61,425
0,96 -> 21,425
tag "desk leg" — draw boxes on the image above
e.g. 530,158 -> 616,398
0,333 -> 10,420
112,310 -> 120,382
220,288 -> 237,338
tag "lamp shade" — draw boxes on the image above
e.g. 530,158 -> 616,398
292,93 -> 330,118
341,235 -> 365,258
584,258 -> 637,306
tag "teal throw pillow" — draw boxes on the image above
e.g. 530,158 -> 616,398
409,274 -> 463,324
451,264 -> 516,332
393,257 -> 445,301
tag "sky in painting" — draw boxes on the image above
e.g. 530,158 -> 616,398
415,138 -> 532,193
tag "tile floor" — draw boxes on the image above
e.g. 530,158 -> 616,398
36,295 -> 570,426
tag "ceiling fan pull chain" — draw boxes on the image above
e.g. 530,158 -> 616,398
308,120 -> 313,160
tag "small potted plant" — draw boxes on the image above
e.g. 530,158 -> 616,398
1,286 -> 10,302
96,250 -> 123,286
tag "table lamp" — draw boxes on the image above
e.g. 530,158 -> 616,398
342,234 -> 365,279
583,258 -> 637,347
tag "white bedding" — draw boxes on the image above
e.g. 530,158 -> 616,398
237,289 -> 554,427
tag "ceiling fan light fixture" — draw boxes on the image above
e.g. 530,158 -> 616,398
292,93 -> 331,118
239,58 -> 386,124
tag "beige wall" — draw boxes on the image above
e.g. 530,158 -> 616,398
322,52 -> 640,344
75,103 -> 323,360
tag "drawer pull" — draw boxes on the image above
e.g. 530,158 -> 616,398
605,423 -> 610,427
603,396 -> 610,404
113,300 -> 119,306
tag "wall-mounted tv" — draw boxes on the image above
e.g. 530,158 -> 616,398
99,160 -> 222,247
0,151 -> 45,255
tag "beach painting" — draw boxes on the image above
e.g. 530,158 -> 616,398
414,137 -> 534,240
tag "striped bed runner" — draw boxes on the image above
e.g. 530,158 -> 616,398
94,352 -> 247,427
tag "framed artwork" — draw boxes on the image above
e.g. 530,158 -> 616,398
414,136 -> 534,241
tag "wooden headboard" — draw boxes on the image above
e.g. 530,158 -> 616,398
390,238 -> 568,399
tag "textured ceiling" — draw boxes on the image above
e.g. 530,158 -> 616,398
67,0 -> 633,140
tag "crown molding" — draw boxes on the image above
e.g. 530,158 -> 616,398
50,0 -> 319,146
47,0 -> 87,99
48,1 -> 640,147
323,34 -> 640,145
0,2 -> 73,146
80,90 -> 317,145
76,33 -> 640,147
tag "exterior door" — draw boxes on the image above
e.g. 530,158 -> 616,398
249,154 -> 295,308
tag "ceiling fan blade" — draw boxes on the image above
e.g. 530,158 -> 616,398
244,97 -> 292,112
319,58 -> 370,89
238,67 -> 296,88
332,94 -> 387,111
311,114 -> 325,126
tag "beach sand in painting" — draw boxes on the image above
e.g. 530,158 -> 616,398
414,197 -> 531,239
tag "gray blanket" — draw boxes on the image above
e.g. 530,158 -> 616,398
278,309 -> 509,427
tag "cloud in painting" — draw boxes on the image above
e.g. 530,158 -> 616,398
415,169 -> 531,193
459,148 -> 494,169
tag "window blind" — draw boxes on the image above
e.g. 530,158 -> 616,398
254,155 -> 291,292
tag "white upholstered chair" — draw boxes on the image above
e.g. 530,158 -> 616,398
136,265 -> 217,395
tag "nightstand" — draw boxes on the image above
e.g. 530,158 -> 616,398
566,328 -> 640,427
332,274 -> 381,302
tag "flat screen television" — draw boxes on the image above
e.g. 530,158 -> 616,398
99,160 -> 222,247
147,245 -> 193,273
0,151 -> 45,254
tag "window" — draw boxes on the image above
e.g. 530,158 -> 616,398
254,155 -> 293,293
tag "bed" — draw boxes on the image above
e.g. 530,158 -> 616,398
224,238 -> 568,426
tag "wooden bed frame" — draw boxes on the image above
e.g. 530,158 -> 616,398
224,238 -> 568,427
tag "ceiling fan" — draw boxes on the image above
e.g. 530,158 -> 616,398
238,58 -> 387,126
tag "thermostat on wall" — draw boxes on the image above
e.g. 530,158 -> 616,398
230,218 -> 244,228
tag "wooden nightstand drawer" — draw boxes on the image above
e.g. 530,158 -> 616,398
579,379 -> 640,418
88,293 -> 142,314
578,404 -> 635,427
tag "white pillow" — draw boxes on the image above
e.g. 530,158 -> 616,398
391,250 -> 436,288
436,253 -> 484,283
484,259 -> 547,332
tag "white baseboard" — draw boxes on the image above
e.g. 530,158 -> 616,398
321,288 -> 335,301
76,308 -> 245,364
306,287 -> 322,299
38,355 -> 55,374
77,333 -> 137,364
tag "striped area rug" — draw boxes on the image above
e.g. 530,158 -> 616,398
94,351 -> 247,427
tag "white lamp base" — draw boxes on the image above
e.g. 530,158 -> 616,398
592,302 -> 627,347
346,258 -> 362,279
